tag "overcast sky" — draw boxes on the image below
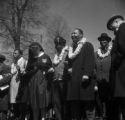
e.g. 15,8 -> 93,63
50,0 -> 125,49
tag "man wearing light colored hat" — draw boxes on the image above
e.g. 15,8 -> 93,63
107,15 -> 125,120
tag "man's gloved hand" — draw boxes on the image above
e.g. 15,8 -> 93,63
81,75 -> 90,88
94,85 -> 98,91
68,68 -> 72,74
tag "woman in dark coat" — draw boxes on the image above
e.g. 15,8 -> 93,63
18,42 -> 53,120
95,33 -> 112,119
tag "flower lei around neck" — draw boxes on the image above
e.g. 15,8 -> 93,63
57,46 -> 68,61
97,44 -> 112,58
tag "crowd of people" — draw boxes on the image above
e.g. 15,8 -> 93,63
0,14 -> 125,120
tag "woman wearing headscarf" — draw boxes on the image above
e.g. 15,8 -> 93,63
21,42 -> 53,120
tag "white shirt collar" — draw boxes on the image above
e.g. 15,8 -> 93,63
38,51 -> 44,57
17,57 -> 24,63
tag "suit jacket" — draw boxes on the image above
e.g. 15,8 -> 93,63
95,52 -> 111,83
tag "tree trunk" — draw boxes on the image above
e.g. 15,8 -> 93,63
13,36 -> 20,50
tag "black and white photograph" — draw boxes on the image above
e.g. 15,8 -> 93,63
0,0 -> 125,120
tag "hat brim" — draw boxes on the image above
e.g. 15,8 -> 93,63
107,15 -> 124,30
98,36 -> 111,42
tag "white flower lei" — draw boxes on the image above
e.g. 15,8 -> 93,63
57,46 -> 68,61
97,44 -> 112,58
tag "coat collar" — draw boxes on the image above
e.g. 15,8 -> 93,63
77,37 -> 87,44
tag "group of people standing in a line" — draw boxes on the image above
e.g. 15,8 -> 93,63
0,14 -> 125,120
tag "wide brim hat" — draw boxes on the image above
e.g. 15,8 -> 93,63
107,15 -> 124,30
0,54 -> 6,62
98,33 -> 111,42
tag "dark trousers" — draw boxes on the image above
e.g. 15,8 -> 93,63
19,103 -> 30,120
106,99 -> 120,120
95,80 -> 111,119
10,103 -> 20,119
66,100 -> 95,120
9,103 -> 29,120
0,111 -> 8,120
52,80 -> 64,120
112,97 -> 125,120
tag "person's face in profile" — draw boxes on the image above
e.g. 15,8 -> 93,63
111,18 -> 123,31
13,50 -> 20,59
71,29 -> 81,43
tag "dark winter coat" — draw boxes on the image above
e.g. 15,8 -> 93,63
66,42 -> 96,101
110,22 -> 125,98
16,54 -> 53,110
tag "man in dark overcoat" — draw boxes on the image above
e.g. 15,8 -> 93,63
107,15 -> 125,120
66,28 -> 96,120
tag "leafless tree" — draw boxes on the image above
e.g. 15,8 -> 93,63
47,14 -> 71,41
45,13 -> 71,58
0,0 -> 50,50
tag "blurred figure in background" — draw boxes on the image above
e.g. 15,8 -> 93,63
0,54 -> 11,120
10,49 -> 27,119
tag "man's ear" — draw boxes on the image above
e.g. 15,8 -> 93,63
79,34 -> 83,39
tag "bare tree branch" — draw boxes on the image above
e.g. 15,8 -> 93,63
21,0 -> 29,14
0,33 -> 10,39
0,17 -> 14,37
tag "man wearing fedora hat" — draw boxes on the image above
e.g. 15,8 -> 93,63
95,33 -> 112,120
107,15 -> 125,120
